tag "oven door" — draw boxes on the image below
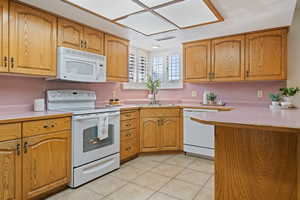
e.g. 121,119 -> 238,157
73,112 -> 120,167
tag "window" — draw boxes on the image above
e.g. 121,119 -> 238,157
123,47 -> 182,90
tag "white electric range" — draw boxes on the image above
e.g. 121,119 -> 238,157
47,90 -> 120,188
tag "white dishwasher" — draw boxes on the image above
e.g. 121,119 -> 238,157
183,108 -> 218,157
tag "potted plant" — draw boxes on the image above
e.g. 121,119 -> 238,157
269,93 -> 281,106
279,87 -> 300,105
207,92 -> 217,105
145,75 -> 160,104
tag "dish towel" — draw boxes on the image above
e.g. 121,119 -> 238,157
97,114 -> 109,141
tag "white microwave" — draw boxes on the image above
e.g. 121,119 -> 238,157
55,47 -> 106,83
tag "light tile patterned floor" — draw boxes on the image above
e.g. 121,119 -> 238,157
47,153 -> 214,200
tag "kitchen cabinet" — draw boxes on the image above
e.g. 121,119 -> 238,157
183,40 -> 211,82
245,29 -> 287,80
9,2 -> 57,76
0,139 -> 22,200
120,110 -> 139,162
58,18 -> 83,50
0,117 -> 71,200
211,35 -> 245,81
0,0 -> 8,73
22,131 -> 70,200
58,18 -> 104,55
84,26 -> 104,55
140,108 -> 181,152
105,34 -> 129,82
183,27 -> 288,83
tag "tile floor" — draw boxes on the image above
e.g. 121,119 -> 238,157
47,153 -> 214,200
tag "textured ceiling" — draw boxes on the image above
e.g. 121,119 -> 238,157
20,0 -> 297,51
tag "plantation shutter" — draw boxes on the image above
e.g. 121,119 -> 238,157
167,54 -> 180,81
152,56 -> 164,81
128,53 -> 137,82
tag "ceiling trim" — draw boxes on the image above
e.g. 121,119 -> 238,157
62,0 -> 224,36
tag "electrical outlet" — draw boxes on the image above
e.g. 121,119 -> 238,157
112,91 -> 117,98
192,91 -> 197,97
257,90 -> 263,98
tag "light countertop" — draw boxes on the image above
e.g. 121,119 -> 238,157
191,106 -> 300,131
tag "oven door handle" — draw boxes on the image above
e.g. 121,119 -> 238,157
74,116 -> 99,121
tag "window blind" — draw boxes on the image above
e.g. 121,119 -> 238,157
167,54 -> 180,81
128,53 -> 137,82
152,56 -> 164,81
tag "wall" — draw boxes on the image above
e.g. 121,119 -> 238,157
288,7 -> 300,107
0,75 -> 285,113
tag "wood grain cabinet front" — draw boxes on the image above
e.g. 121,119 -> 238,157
245,29 -> 287,80
211,35 -> 245,82
22,131 -> 70,200
0,0 -> 8,73
140,109 -> 181,152
0,139 -> 22,200
9,2 -> 57,76
105,34 -> 129,82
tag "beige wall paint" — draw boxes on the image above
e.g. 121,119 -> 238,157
288,7 -> 300,107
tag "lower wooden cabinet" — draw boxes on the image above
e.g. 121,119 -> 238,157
22,131 -> 70,200
0,139 -> 22,200
120,110 -> 139,162
140,108 -> 181,152
0,117 -> 71,200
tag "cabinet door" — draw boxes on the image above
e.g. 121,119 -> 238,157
84,27 -> 104,55
9,2 -> 57,76
58,18 -> 83,50
0,139 -> 22,200
183,40 -> 211,82
140,118 -> 160,152
105,34 -> 129,82
245,29 -> 287,80
211,35 -> 245,81
160,117 -> 180,151
0,0 -> 8,72
22,131 -> 70,200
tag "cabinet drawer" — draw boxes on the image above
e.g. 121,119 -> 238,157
23,117 -> 71,137
141,108 -> 180,117
121,111 -> 137,121
121,119 -> 136,130
0,123 -> 21,142
121,129 -> 137,141
121,139 -> 138,160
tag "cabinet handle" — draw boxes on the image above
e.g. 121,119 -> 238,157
43,125 -> 49,129
10,57 -> 14,68
24,142 -> 28,154
246,70 -> 250,77
125,114 -> 131,117
3,56 -> 7,67
158,119 -> 161,126
16,144 -> 21,156
126,147 -> 132,151
80,40 -> 84,48
84,41 -> 87,48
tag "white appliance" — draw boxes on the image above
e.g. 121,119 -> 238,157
54,47 -> 106,82
47,90 -> 120,188
183,108 -> 218,157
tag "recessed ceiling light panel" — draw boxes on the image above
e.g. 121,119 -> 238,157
65,0 -> 144,20
117,12 -> 177,36
155,0 -> 218,28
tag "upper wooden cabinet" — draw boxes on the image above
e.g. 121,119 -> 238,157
0,0 -> 8,73
58,18 -> 83,50
58,18 -> 104,55
105,34 -> 129,82
84,26 -> 104,55
245,29 -> 287,80
183,28 -> 288,83
183,40 -> 211,82
9,2 -> 57,76
211,35 -> 245,81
